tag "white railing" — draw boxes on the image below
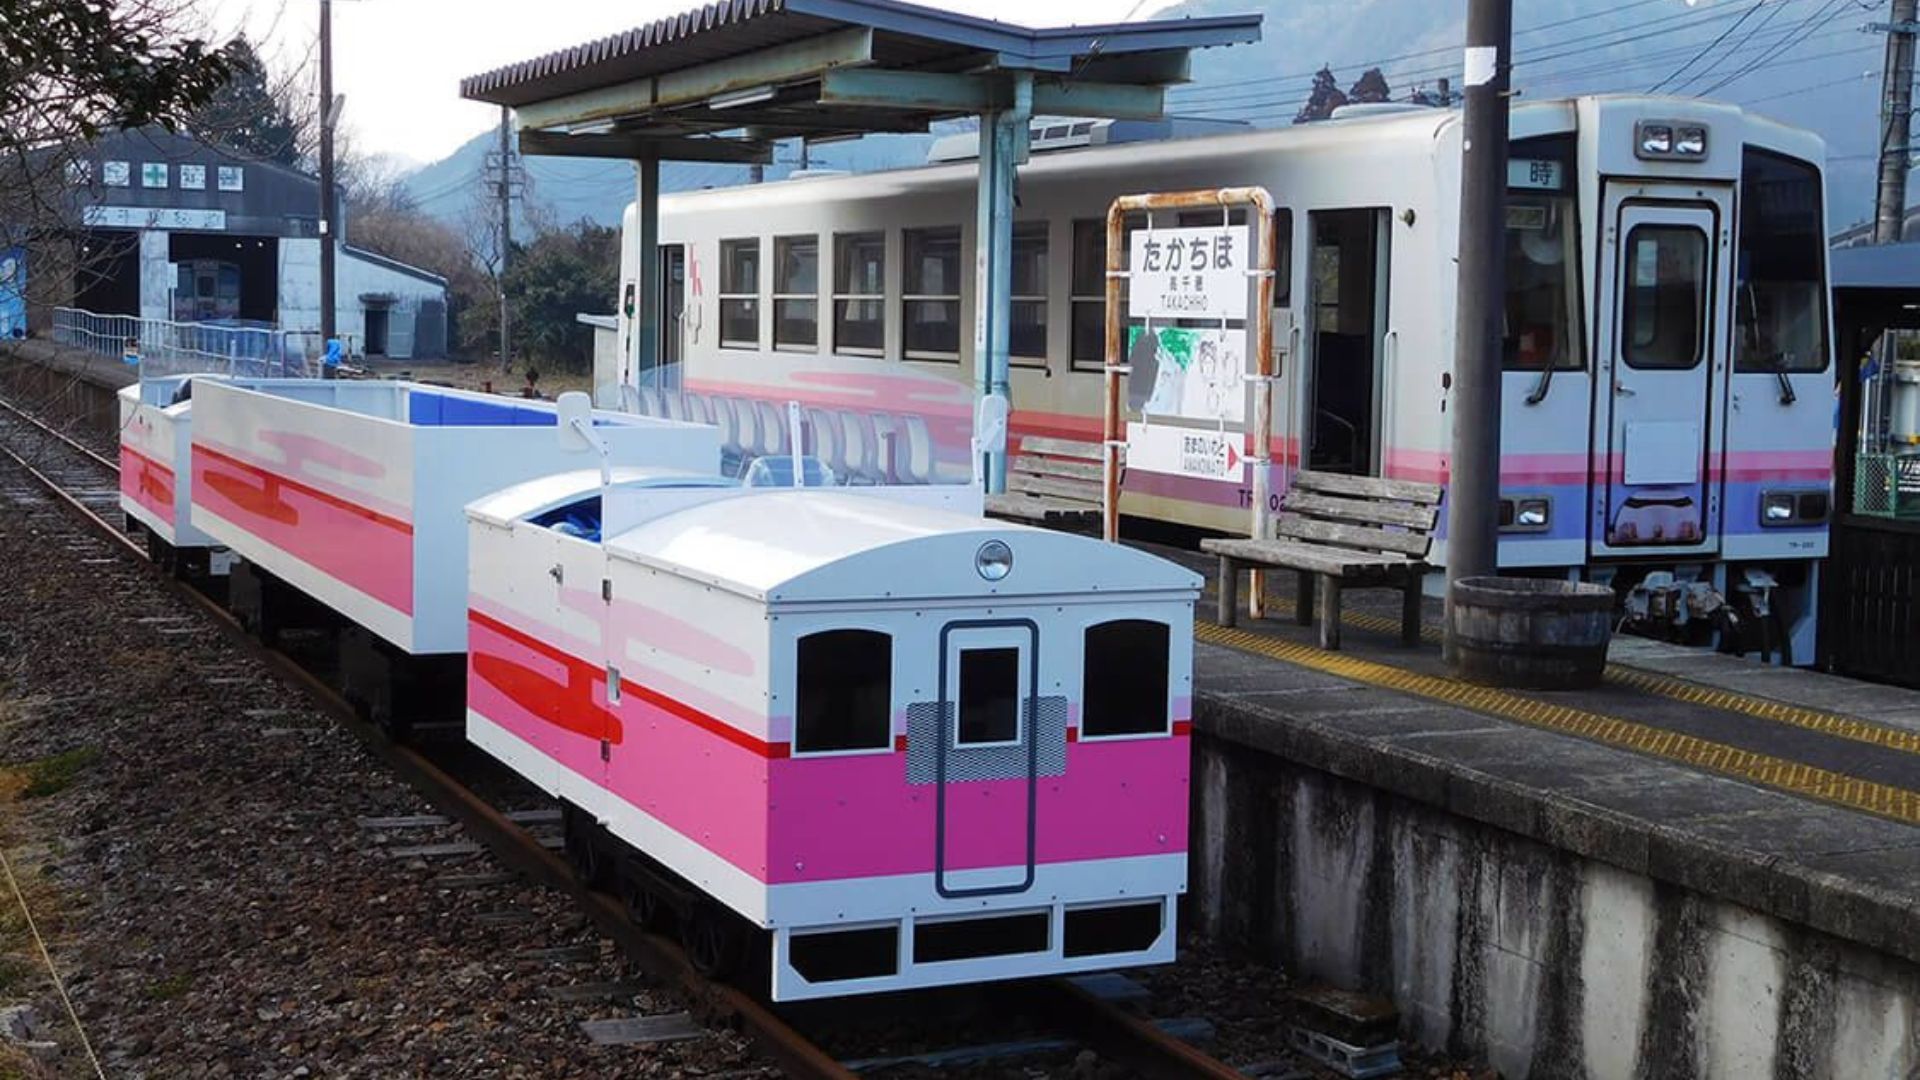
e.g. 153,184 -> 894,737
46,307 -> 340,379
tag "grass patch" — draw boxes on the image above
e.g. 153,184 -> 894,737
147,972 -> 192,1001
18,747 -> 100,799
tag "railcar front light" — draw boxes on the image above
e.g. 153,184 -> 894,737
1675,126 -> 1708,156
975,539 -> 1013,581
1639,124 -> 1673,157
1516,499 -> 1550,528
1762,491 -> 1797,523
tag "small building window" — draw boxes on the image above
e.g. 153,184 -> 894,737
957,647 -> 1021,746
1011,222 -> 1048,367
795,629 -> 892,753
834,231 -> 885,356
719,238 -> 759,349
903,226 -> 961,361
774,235 -> 818,351
1082,620 -> 1170,737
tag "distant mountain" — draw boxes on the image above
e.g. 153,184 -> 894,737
403,0 -> 1889,233
403,128 -> 936,231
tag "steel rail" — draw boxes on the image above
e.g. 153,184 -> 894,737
0,387 -> 1252,1080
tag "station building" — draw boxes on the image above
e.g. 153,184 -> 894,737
57,127 -> 447,359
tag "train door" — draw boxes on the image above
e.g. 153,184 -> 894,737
659,245 -> 686,391
934,621 -> 1038,899
1304,209 -> 1390,475
1591,186 -> 1732,556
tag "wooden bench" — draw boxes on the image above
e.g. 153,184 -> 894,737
985,435 -> 1105,529
1201,471 -> 1443,650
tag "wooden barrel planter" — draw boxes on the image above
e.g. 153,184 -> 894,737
1448,577 -> 1616,690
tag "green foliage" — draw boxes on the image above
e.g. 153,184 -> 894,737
147,972 -> 193,1001
0,0 -> 235,148
189,37 -> 301,165
503,221 -> 620,373
20,746 -> 100,798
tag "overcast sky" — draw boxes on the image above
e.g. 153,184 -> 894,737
205,0 -> 1159,166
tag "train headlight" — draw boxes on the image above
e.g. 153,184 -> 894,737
1675,125 -> 1708,156
1516,499 -> 1550,529
1635,120 -> 1708,161
1638,123 -> 1673,157
1763,494 -> 1795,522
1760,489 -> 1831,527
975,539 -> 1014,581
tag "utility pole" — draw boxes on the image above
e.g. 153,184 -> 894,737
1443,0 -> 1513,663
495,106 -> 514,372
318,0 -> 336,348
1875,0 -> 1916,243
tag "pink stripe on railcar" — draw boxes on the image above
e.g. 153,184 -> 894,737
120,446 -> 174,523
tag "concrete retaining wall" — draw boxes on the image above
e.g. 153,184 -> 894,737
1190,733 -> 1920,1078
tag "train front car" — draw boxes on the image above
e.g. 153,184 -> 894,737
466,483 -> 1203,1000
1497,99 -> 1835,660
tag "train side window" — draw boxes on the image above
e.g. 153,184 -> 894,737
719,238 -> 759,349
1622,225 -> 1707,370
833,231 -> 886,356
1081,620 -> 1170,737
1011,222 -> 1048,367
1503,133 -> 1584,371
904,226 -> 962,361
1273,208 -> 1293,308
774,235 -> 818,351
795,629 -> 892,753
1070,214 -> 1143,372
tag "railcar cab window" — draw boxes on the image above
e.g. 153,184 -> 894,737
774,235 -> 819,351
1011,222 -> 1048,367
956,647 -> 1021,746
719,238 -> 759,349
903,226 -> 961,361
833,231 -> 885,356
1502,135 -> 1584,371
1736,149 -> 1828,374
1081,620 -> 1171,737
1623,225 -> 1708,370
795,629 -> 892,753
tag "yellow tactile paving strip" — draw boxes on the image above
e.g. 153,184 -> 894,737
1196,621 -> 1920,827
1244,595 -> 1920,758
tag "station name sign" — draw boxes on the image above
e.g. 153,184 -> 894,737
1127,226 -> 1250,321
81,206 -> 227,231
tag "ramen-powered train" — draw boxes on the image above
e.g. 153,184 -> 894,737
118,379 -> 1202,999
621,95 -> 1835,661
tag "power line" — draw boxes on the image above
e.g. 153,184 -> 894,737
1673,0 -> 1793,91
1648,0 -> 1769,92
1694,0 -> 1854,96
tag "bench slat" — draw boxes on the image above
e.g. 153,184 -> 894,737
1008,473 -> 1102,503
1284,491 -> 1438,532
1294,470 -> 1442,505
1011,455 -> 1103,482
1201,537 -> 1419,577
1017,435 -> 1104,461
1275,514 -> 1432,558
986,492 -> 1100,522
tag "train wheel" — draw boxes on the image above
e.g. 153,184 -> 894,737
682,903 -> 748,979
561,804 -> 610,888
622,876 -> 674,933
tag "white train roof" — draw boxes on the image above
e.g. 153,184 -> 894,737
603,489 -> 1201,605
467,467 -> 733,527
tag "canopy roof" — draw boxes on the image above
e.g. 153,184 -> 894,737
459,0 -> 1261,162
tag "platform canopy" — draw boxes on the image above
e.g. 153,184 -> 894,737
460,0 -> 1261,494
460,0 -> 1260,161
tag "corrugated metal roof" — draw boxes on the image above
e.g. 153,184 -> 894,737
459,0 -> 1261,108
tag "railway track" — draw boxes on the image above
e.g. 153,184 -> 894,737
0,388 -> 1260,1080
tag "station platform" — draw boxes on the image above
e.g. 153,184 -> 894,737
1178,552 -> 1920,1076
0,337 -> 137,393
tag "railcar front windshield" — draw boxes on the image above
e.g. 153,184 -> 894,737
1502,134 -> 1585,371
1735,147 -> 1829,374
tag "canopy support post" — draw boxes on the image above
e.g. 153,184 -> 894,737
972,72 -> 1031,495
633,153 -> 662,391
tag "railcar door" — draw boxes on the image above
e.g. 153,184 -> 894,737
1591,187 -> 1732,556
933,620 -> 1038,899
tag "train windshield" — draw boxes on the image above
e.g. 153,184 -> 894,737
1735,148 -> 1828,373
1502,135 -> 1584,371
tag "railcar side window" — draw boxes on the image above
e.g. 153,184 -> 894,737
1011,222 -> 1049,366
834,231 -> 886,356
1502,135 -> 1584,371
1070,214 -> 1143,372
774,235 -> 818,351
904,226 -> 962,361
1622,225 -> 1708,370
956,647 -> 1021,746
719,239 -> 759,349
1736,148 -> 1828,374
1272,208 -> 1293,309
795,629 -> 891,753
1081,620 -> 1170,737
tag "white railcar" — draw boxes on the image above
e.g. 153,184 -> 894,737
624,95 -> 1836,660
